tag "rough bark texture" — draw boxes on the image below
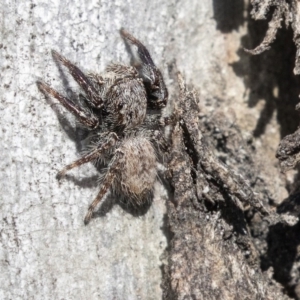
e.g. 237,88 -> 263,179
161,72 -> 287,299
246,1 -> 300,298
1,0 -> 300,299
246,0 -> 300,75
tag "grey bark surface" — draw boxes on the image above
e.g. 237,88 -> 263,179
1,0 -> 298,299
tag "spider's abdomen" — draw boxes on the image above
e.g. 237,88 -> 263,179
105,78 -> 147,129
115,137 -> 157,204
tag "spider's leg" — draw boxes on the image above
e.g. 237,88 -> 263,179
56,132 -> 118,180
37,81 -> 99,129
51,50 -> 103,109
120,28 -> 155,68
84,150 -> 124,225
120,28 -> 168,108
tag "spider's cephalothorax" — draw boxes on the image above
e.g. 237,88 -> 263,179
37,29 -> 168,224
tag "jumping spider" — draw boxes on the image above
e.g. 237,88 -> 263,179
37,29 -> 168,225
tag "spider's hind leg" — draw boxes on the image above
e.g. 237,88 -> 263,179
84,150 -> 125,225
56,132 -> 118,180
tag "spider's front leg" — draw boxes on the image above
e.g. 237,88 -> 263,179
84,150 -> 125,225
56,132 -> 119,180
120,28 -> 168,108
51,50 -> 103,109
37,81 -> 99,129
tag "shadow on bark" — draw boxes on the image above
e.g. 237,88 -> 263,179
228,6 -> 300,299
262,220 -> 300,299
212,0 -> 245,33
232,7 -> 300,139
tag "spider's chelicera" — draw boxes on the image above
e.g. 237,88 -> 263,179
37,29 -> 168,224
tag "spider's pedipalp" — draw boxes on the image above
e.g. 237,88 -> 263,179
37,81 -> 99,129
52,50 -> 104,109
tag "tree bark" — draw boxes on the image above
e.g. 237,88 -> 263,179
0,0 -> 297,299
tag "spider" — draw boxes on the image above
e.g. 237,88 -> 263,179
37,29 -> 168,225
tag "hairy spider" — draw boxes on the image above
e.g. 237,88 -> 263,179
37,29 -> 168,225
